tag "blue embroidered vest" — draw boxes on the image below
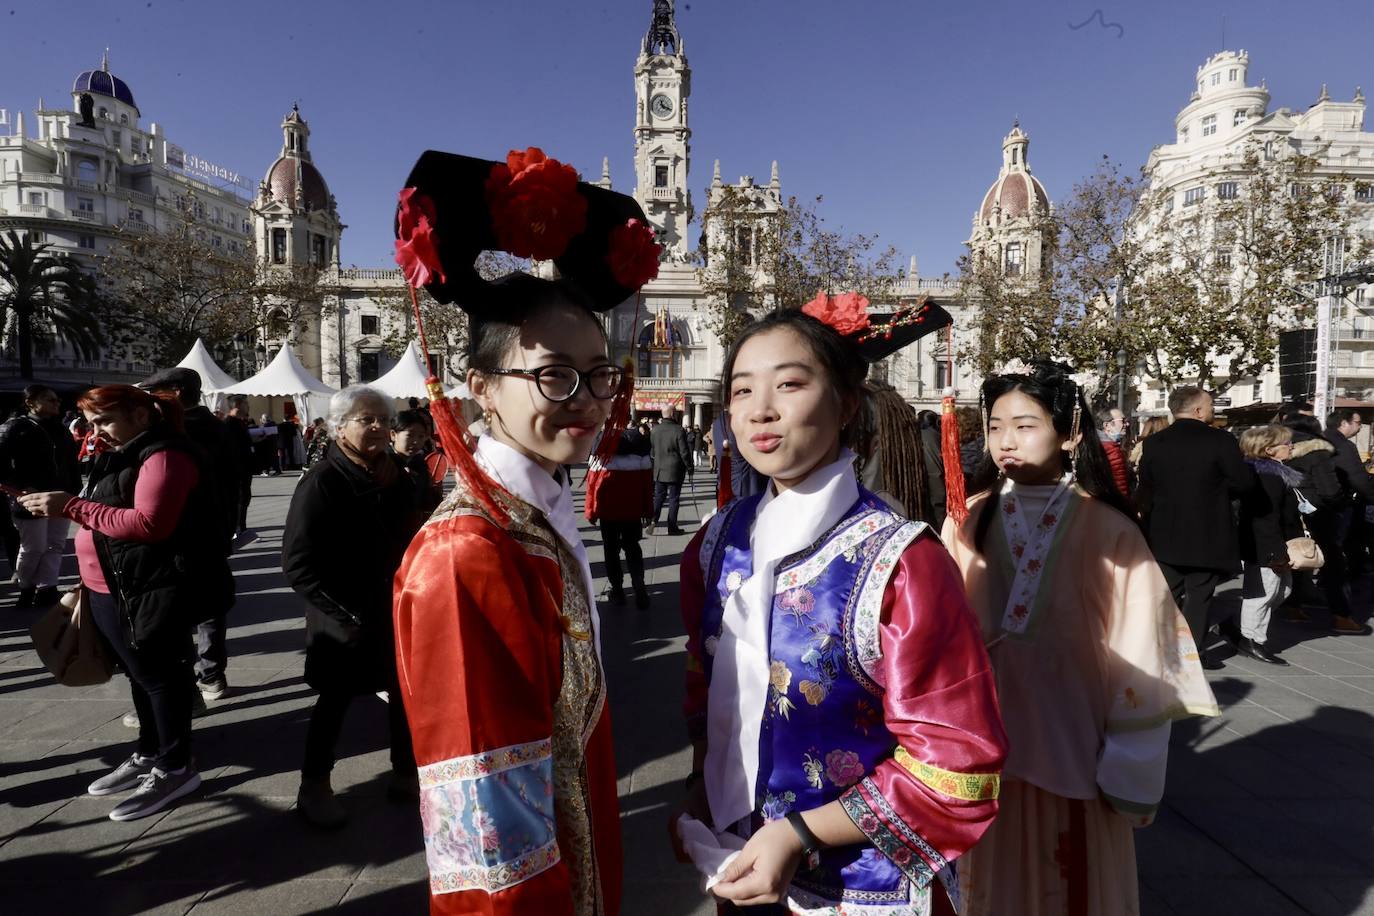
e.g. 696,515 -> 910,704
697,490 -> 927,908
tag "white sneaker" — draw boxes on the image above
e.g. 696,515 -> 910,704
108,767 -> 201,821
87,754 -> 155,796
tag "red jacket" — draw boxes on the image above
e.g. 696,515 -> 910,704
1102,439 -> 1131,501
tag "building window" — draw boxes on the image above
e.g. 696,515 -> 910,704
1201,115 -> 1217,137
934,359 -> 951,391
272,228 -> 287,264
312,234 -> 327,267
735,226 -> 753,266
1216,181 -> 1238,200
1229,68 -> 1238,81
212,207 -> 222,224
76,159 -> 98,182
1003,242 -> 1024,276
360,314 -> 380,336
120,113 -> 129,125
98,107 -> 108,119
111,129 -> 121,147
636,321 -> 684,379
194,200 -> 205,219
27,192 -> 44,206
359,352 -> 381,381
213,236 -> 222,249
654,164 -> 669,188
1184,187 -> 1205,207
1211,73 -> 1220,86
78,235 -> 95,249
1264,140 -> 1276,160
1215,251 -> 1233,269
1356,184 -> 1374,201
77,197 -> 94,212
1180,126 -> 1189,144
129,207 -> 143,222
28,231 -> 45,243
1163,194 -> 1174,213
1233,109 -> 1247,126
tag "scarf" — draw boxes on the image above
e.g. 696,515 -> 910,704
336,437 -> 399,488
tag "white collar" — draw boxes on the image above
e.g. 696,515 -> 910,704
475,435 -> 601,658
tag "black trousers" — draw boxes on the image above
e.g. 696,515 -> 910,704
194,614 -> 227,684
653,479 -> 684,528
237,475 -> 253,531
89,589 -> 195,771
302,684 -> 415,781
1159,563 -> 1224,653
599,520 -> 645,589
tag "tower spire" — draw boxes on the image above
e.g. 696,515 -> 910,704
643,0 -> 682,56
101,48 -> 110,72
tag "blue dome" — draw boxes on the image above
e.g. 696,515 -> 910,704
73,68 -> 137,112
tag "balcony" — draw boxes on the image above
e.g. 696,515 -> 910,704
67,179 -> 101,192
69,209 -> 105,224
635,376 -> 717,394
650,187 -> 677,201
119,218 -> 152,233
18,173 -> 63,186
18,204 -> 57,218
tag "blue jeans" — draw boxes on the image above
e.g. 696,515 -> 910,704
89,589 -> 195,771
653,479 -> 683,528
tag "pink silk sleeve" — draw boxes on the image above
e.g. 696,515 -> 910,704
679,526 -> 709,740
839,533 -> 1008,888
63,451 -> 199,542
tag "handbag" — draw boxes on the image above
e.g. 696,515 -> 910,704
29,587 -> 116,686
1286,516 -> 1325,571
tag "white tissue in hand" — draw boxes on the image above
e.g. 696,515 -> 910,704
675,814 -> 747,891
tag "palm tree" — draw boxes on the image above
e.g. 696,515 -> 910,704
0,230 -> 104,379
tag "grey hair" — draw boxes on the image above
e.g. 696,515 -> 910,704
326,384 -> 394,437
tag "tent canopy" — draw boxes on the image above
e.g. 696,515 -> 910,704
175,339 -> 237,391
369,341 -> 433,401
221,346 -> 336,424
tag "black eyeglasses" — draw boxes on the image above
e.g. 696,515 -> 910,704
482,364 -> 624,402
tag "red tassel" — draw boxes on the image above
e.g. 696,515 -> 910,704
592,358 -> 636,469
941,391 -> 968,526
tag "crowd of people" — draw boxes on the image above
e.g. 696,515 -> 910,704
3,143 -> 1370,916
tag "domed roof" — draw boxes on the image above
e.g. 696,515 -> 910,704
73,53 -> 138,112
977,123 -> 1049,223
266,156 -> 331,211
979,172 -> 1049,222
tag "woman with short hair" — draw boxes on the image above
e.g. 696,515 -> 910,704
282,384 -> 421,828
1233,424 -> 1303,665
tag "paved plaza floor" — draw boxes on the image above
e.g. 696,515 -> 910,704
1,470 -> 1373,915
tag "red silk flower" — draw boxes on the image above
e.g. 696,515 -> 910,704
802,290 -> 871,336
394,187 -> 447,287
484,147 -> 588,261
606,218 -> 662,290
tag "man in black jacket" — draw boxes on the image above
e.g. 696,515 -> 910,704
1321,408 -> 1374,634
0,385 -> 80,607
1138,386 -> 1257,666
650,409 -> 693,535
140,367 -> 240,698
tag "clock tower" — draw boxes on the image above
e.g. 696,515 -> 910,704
634,0 -> 693,260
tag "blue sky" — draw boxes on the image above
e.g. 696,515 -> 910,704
3,0 -> 1371,274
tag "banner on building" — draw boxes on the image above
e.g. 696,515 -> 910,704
633,390 -> 686,413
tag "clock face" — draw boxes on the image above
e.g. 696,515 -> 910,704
651,94 -> 674,119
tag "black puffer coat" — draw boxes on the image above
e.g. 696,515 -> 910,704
281,444 -> 420,694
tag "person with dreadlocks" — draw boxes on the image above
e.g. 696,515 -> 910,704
388,148 -> 661,916
940,361 -> 1218,916
675,294 -> 1007,916
853,380 -> 935,524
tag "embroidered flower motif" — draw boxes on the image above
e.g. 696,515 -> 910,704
605,218 -> 662,289
890,846 -> 913,866
769,660 -> 793,694
1041,513 -> 1057,528
824,749 -> 865,787
394,187 -> 447,287
801,290 -> 871,336
1011,544 -> 1025,558
1124,686 -> 1141,708
1011,603 -> 1029,619
484,147 -> 588,261
1003,500 -> 1017,515
799,679 -> 828,706
1025,558 -> 1042,573
779,586 -> 816,622
473,807 -> 500,853
802,751 -> 824,789
725,570 -> 745,594
761,790 -> 797,821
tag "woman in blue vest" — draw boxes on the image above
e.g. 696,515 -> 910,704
676,295 -> 1008,915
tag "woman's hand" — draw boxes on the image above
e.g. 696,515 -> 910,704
18,491 -> 75,518
710,816 -> 803,906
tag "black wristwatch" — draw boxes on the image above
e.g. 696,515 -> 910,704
785,811 -> 822,871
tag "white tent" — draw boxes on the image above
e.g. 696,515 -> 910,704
175,338 -> 237,412
220,345 -> 336,424
369,341 -> 433,401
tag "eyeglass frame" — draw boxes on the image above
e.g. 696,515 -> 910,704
478,364 -> 624,403
343,414 -> 391,428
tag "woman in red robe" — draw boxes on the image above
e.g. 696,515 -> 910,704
389,149 -> 662,915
